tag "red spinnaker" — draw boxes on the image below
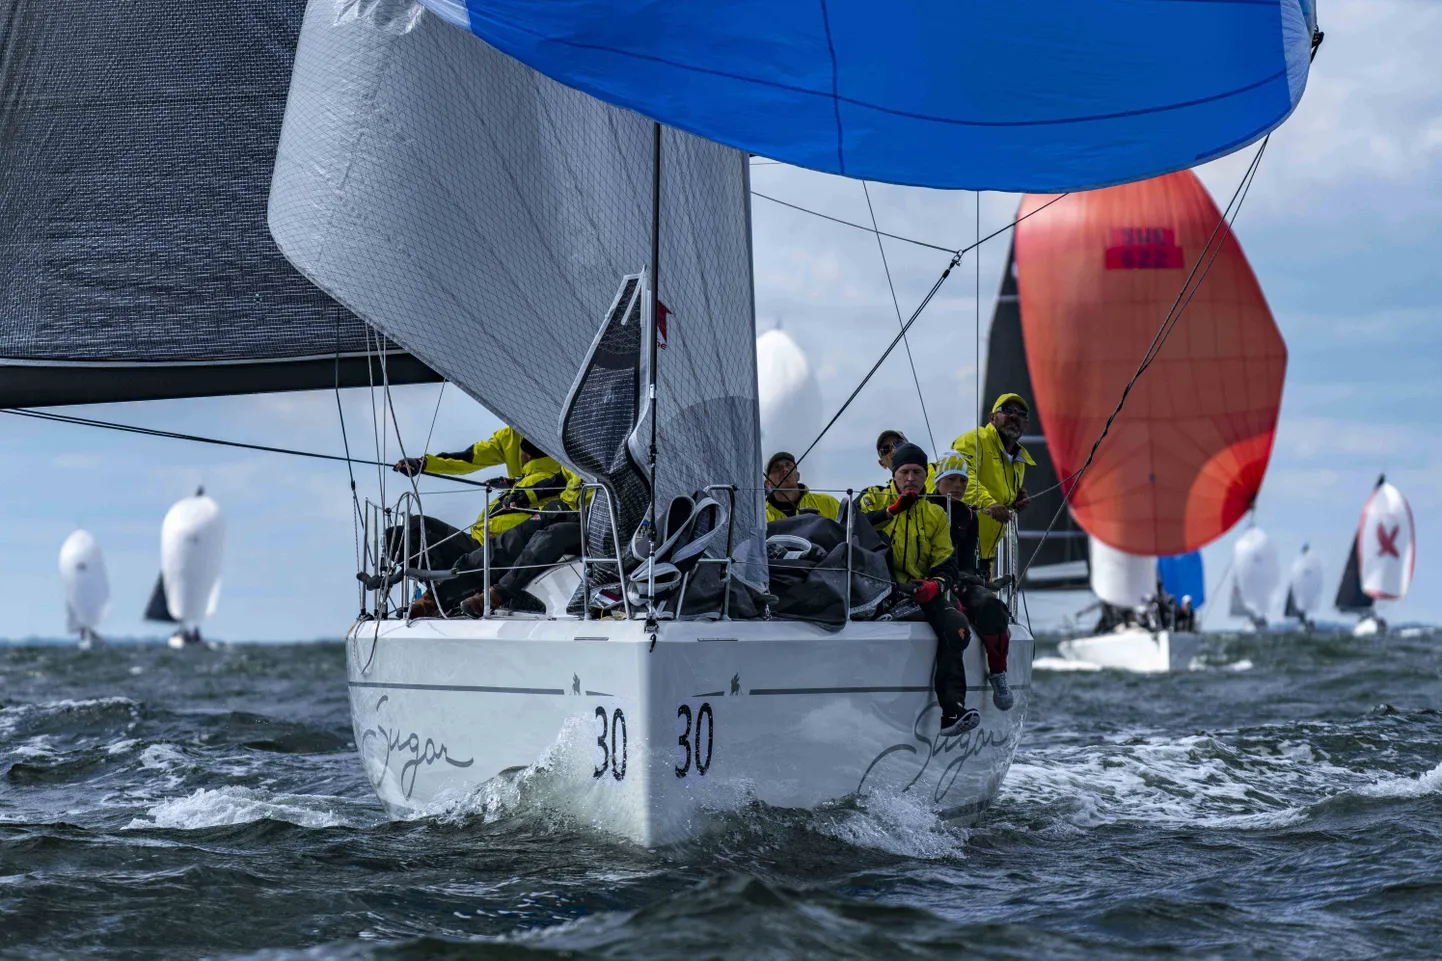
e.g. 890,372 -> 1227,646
1015,171 -> 1286,556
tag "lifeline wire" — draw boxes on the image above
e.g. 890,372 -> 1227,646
0,407 -> 496,489
1015,137 -> 1271,588
862,180 -> 936,455
791,193 -> 1070,472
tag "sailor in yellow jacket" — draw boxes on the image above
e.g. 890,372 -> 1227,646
951,393 -> 1035,568
764,451 -> 840,522
390,428 -> 568,615
395,427 -> 567,540
857,429 -> 934,513
863,441 -> 980,737
397,424 -> 526,482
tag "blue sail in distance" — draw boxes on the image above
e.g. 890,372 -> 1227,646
1159,551 -> 1207,609
422,0 -> 1317,191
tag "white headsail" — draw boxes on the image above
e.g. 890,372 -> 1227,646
1285,545 -> 1325,621
269,0 -> 764,586
757,328 -> 823,459
58,530 -> 109,640
1359,481 -> 1415,601
1232,527 -> 1279,622
1089,540 -> 1156,609
160,492 -> 225,629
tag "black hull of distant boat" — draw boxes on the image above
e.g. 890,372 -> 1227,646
0,354 -> 440,408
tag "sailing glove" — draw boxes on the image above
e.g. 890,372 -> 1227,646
910,579 -> 941,604
393,456 -> 425,476
886,491 -> 919,515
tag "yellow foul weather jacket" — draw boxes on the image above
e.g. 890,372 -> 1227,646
421,426 -> 525,479
468,456 -> 567,539
951,423 -> 1034,560
872,498 -> 953,585
857,465 -> 936,514
765,488 -> 841,523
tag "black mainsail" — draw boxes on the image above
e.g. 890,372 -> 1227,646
0,0 -> 437,405
1335,475 -> 1385,615
981,242 -> 1090,589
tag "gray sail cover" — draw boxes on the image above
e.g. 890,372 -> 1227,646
269,0 -> 766,588
0,0 -> 436,405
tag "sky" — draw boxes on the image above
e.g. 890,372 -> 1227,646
4,0 -> 1440,640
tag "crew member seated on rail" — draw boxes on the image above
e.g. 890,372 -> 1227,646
930,451 -> 1014,711
390,430 -> 567,616
764,451 -> 840,522
857,429 -> 934,514
952,393 -> 1034,578
456,469 -> 591,616
865,441 -> 982,737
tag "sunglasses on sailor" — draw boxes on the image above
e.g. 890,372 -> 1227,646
998,405 -> 1029,418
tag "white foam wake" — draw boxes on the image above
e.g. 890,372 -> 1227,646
127,787 -> 349,830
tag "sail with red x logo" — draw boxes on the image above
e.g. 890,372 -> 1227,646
1358,481 -> 1415,601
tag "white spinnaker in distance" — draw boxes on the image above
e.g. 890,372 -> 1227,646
59,529 -> 109,633
1089,539 -> 1156,609
1287,546 -> 1325,616
269,0 -> 764,587
1233,527 -> 1279,618
1359,481 -> 1415,601
161,493 -> 225,627
757,329 -> 823,459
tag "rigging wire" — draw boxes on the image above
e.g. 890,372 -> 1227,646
752,191 -> 958,254
0,406 -> 496,488
1014,137 -> 1272,589
861,181 -> 935,455
790,193 -> 1070,472
333,350 -> 364,570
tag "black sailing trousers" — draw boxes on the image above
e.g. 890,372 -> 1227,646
919,596 -> 972,712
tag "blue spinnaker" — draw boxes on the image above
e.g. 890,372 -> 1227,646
1159,552 -> 1207,609
421,0 -> 1317,191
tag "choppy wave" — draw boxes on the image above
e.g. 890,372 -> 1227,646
2,634 -> 1441,959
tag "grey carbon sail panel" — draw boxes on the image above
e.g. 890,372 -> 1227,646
0,0 -> 431,401
270,0 -> 765,587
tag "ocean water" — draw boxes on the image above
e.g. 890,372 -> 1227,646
2,631 -> 1440,959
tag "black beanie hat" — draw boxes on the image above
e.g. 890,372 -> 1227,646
766,451 -> 797,476
889,442 -> 928,474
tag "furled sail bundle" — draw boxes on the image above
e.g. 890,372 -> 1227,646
419,0 -> 1317,191
1016,171 -> 1288,557
269,0 -> 765,585
0,0 -> 436,405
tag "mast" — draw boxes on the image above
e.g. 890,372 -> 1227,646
647,121 -> 662,613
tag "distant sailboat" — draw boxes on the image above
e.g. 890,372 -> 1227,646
1339,476 -> 1414,637
59,530 -> 109,650
1231,526 -> 1279,631
145,489 -> 225,648
756,328 -> 823,458
1283,544 -> 1324,630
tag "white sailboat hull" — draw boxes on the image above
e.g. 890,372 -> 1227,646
346,617 -> 1033,846
1057,627 -> 1201,674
